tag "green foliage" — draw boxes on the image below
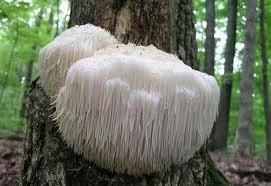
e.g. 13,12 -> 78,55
194,0 -> 271,157
0,0 -> 66,132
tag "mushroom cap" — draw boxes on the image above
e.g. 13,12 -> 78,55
38,24 -> 118,97
54,50 -> 219,175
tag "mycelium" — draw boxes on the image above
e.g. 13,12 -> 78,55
53,48 -> 220,175
38,24 -> 117,98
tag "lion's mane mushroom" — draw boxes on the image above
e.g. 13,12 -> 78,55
38,24 -> 117,98
53,45 -> 220,175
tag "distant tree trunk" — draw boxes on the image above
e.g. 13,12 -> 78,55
211,0 -> 237,151
21,0 -> 228,185
204,0 -> 216,150
204,0 -> 215,75
259,0 -> 271,163
234,0 -> 257,155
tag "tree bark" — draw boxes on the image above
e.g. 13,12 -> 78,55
234,0 -> 257,155
259,0 -> 271,163
210,0 -> 237,150
21,0 -> 228,185
68,0 -> 199,70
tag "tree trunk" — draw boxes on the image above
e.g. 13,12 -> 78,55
21,0 -> 228,185
210,0 -> 237,150
204,0 -> 215,75
68,0 -> 199,70
234,0 -> 257,155
259,0 -> 271,163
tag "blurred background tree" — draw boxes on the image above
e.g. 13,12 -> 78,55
194,0 -> 271,158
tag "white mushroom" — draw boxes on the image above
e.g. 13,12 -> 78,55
38,24 -> 118,98
38,24 -> 220,175
54,50 -> 220,175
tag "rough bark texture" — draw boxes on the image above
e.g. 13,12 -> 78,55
204,0 -> 215,76
210,0 -> 237,151
21,0 -> 228,185
68,0 -> 198,70
234,0 -> 257,155
259,0 -> 271,163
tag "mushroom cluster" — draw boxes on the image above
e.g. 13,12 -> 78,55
39,24 -> 220,175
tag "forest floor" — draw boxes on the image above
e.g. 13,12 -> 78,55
0,138 -> 270,186
210,152 -> 271,185
0,139 -> 22,186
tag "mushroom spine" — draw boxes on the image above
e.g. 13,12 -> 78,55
39,24 -> 220,175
